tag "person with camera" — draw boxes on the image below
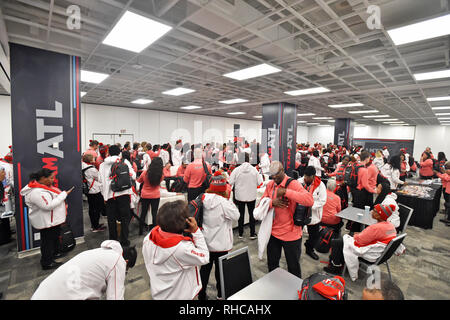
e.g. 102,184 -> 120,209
261,161 -> 314,278
20,169 -> 74,270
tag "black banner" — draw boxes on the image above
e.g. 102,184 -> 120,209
233,124 -> 240,140
334,118 -> 354,149
261,102 -> 297,176
10,43 -> 83,252
353,138 -> 415,160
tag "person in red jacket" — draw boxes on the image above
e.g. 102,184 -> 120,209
434,161 -> 450,225
184,148 -> 212,202
328,155 -> 350,209
262,161 -> 314,278
420,152 -> 434,179
320,179 -> 343,234
176,162 -> 187,177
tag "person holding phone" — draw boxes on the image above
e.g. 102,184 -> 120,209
20,169 -> 73,270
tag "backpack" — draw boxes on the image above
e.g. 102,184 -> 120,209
188,193 -> 205,228
110,159 -> 132,192
298,272 -> 347,300
81,165 -> 94,195
284,178 -> 312,226
57,223 -> 76,253
201,161 -> 212,190
315,227 -> 338,253
134,153 -> 144,172
344,163 -> 364,188
169,177 -> 187,193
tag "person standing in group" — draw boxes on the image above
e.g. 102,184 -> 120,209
149,144 -> 161,160
20,169 -> 74,270
159,144 -> 170,166
31,241 -> 137,300
299,166 -> 327,261
229,153 -> 263,240
328,155 -> 350,209
258,150 -> 271,175
198,171 -> 240,300
373,150 -> 384,170
95,144 -> 108,170
84,140 -> 99,161
261,161 -> 314,277
82,154 -> 106,233
399,153 -> 410,182
366,154 -> 380,204
137,157 -> 177,235
381,155 -> 406,190
308,150 -> 325,178
382,146 -> 389,159
172,140 -> 183,167
184,148 -> 212,202
98,145 -> 136,247
320,179 -> 343,234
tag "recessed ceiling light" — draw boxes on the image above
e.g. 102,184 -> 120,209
181,106 -> 202,110
306,123 -> 320,125
284,87 -> 330,96
414,70 -> 450,81
348,110 -> 379,114
131,98 -> 153,104
298,121 -> 307,123
219,98 -> 249,104
223,63 -> 281,81
103,11 -> 172,53
81,70 -> 109,84
328,103 -> 364,108
435,113 -> 450,116
313,117 -> 333,120
387,14 -> 450,46
297,113 -> 316,116
374,118 -> 398,121
227,112 -> 246,115
427,96 -> 450,102
383,121 -> 405,124
253,115 -> 262,119
432,106 -> 450,110
363,115 -> 390,118
81,91 -> 87,97
318,125 -> 331,127
438,117 -> 450,120
162,87 -> 196,96
328,120 -> 336,123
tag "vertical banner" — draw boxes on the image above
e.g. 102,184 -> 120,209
10,44 -> 83,252
233,124 -> 240,140
334,118 -> 354,149
262,102 -> 297,176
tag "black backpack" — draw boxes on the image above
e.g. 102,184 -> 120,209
57,223 -> 76,253
81,166 -> 94,195
315,227 -> 338,253
169,177 -> 187,193
134,153 -> 144,172
344,163 -> 364,188
201,161 -> 212,190
188,193 -> 205,228
110,160 -> 132,192
298,272 -> 347,300
284,178 -> 312,226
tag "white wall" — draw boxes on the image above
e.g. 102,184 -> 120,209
307,125 -> 335,145
0,95 -> 12,156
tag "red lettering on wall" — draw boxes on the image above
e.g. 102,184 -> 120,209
42,157 -> 59,187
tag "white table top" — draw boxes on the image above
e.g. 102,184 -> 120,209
336,206 -> 377,226
227,268 -> 303,300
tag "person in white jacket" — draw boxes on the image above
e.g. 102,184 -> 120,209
373,150 -> 385,170
82,154 -> 106,233
172,140 -> 183,167
159,144 -> 170,166
259,152 -> 271,175
142,200 -> 209,300
374,182 -> 400,228
198,171 -> 240,300
229,153 -> 263,239
31,240 -> 137,300
308,150 -> 325,177
20,168 -> 73,270
299,166 -> 327,261
98,145 -> 136,247
380,155 -> 405,191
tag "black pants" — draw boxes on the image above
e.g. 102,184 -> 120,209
320,221 -> 343,237
140,198 -> 160,232
188,187 -> 205,202
198,251 -> 228,300
444,192 -> 450,203
40,225 -> 61,267
329,237 -> 345,267
267,235 -> 302,278
349,188 -> 373,232
420,175 -> 433,180
335,184 -> 348,210
235,200 -> 256,236
86,192 -> 105,229
106,195 -> 131,247
305,223 -> 321,251
400,175 -> 406,182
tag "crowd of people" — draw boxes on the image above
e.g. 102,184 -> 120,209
3,138 -> 449,300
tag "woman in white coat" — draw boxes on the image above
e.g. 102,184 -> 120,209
380,155 -> 405,190
198,171 -> 240,300
20,169 -> 74,270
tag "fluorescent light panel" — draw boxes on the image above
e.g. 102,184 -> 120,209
80,92 -> 87,97
284,87 -> 330,96
297,113 -> 316,116
181,106 -> 202,110
363,115 -> 390,118
374,118 -> 398,122
131,98 -> 153,104
438,117 -> 450,120
436,113 -> 450,116
306,123 -> 320,125
328,103 -> 364,108
81,70 -> 109,84
387,14 -> 450,46
427,96 -> 450,102
223,63 -> 281,80
103,11 -> 172,53
414,70 -> 450,81
227,112 -> 246,115
348,110 -> 379,114
219,98 -> 249,104
162,87 -> 195,96
432,106 -> 450,110
313,117 -> 333,120
253,115 -> 262,119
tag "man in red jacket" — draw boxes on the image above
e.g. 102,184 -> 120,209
184,148 -> 212,202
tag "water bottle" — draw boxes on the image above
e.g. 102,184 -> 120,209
364,206 -> 370,218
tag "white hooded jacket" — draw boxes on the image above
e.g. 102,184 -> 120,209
31,240 -> 127,300
201,193 -> 240,252
259,153 -> 270,174
229,162 -> 263,202
142,226 -> 209,300
98,156 -> 136,201
20,182 -> 67,230
82,162 -> 102,194
298,177 -> 327,225
253,197 -> 274,260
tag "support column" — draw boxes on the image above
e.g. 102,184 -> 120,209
334,118 -> 354,149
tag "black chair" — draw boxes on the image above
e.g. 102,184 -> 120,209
218,246 -> 253,299
343,233 -> 407,280
397,204 -> 413,234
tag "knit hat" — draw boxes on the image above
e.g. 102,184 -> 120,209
374,204 -> 396,221
209,171 -> 227,193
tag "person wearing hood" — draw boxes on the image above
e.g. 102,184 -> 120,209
98,145 -> 136,247
95,144 -> 108,170
258,151 -> 271,175
20,168 -> 74,270
172,140 -> 183,167
159,144 -> 170,166
142,200 -> 209,300
31,240 -> 137,300
198,171 -> 240,300
298,166 -> 327,261
308,150 -> 325,177
229,153 -> 263,239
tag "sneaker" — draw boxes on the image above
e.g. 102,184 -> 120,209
216,296 -> 224,300
249,234 -> 257,240
323,265 -> 344,275
92,225 -> 106,233
42,261 -> 63,271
